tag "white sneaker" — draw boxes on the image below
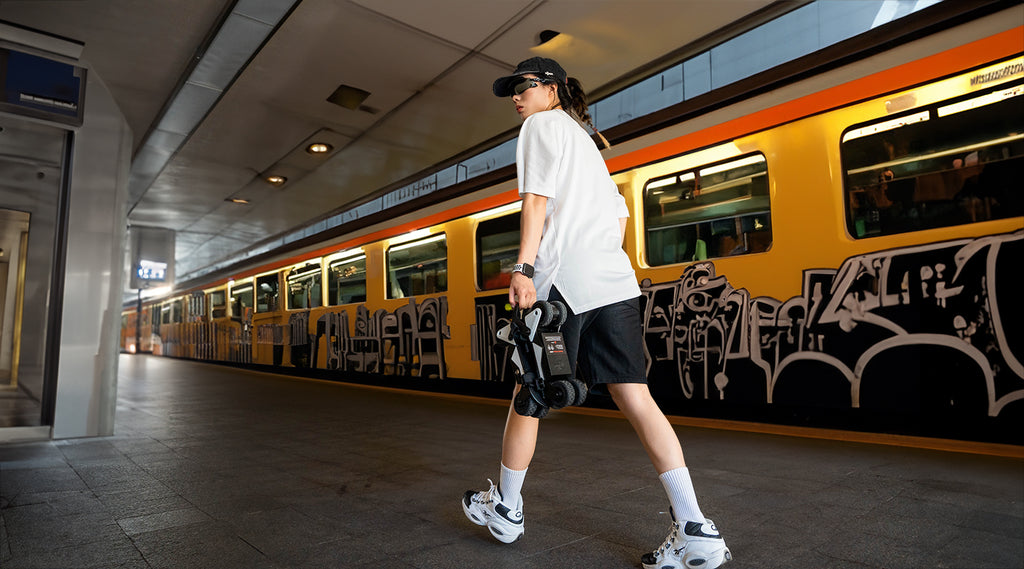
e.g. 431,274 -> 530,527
462,479 -> 524,544
641,517 -> 731,569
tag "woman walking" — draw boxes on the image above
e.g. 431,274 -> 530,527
461,56 -> 731,569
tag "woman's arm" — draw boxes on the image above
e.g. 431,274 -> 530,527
509,192 -> 547,308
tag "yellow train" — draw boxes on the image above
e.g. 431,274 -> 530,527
123,22 -> 1024,444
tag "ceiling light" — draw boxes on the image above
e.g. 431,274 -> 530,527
225,198 -> 250,205
266,175 -> 287,186
306,142 -> 333,154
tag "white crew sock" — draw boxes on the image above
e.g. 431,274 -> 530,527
499,463 -> 528,507
659,466 -> 705,523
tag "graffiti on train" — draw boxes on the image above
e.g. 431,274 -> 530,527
477,231 -> 1024,422
255,297 -> 451,378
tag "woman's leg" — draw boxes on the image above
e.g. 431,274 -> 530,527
502,384 -> 540,470
608,382 -> 707,526
607,382 -> 684,473
462,385 -> 534,543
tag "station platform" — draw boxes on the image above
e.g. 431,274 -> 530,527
1,355 -> 1021,569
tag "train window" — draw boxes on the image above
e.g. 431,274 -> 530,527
477,213 -> 520,290
328,254 -> 367,305
209,290 -> 227,319
643,153 -> 772,266
387,234 -> 447,298
171,300 -> 182,323
189,293 -> 205,320
150,305 -> 160,334
256,274 -> 280,312
842,80 -> 1024,238
285,263 -> 323,310
230,283 -> 254,319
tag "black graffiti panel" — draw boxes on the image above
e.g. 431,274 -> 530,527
473,294 -> 516,383
640,231 -> 1024,441
264,297 -> 451,379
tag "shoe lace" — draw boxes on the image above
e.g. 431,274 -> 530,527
653,521 -> 682,558
473,479 -> 499,505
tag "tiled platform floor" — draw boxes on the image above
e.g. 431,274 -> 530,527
1,355 -> 1022,568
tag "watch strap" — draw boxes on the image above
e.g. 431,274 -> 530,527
512,263 -> 534,278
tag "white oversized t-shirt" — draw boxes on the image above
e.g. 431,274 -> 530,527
516,109 -> 641,314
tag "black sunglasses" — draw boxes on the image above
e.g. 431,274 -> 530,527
512,77 -> 550,96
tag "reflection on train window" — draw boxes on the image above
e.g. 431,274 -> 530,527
209,289 -> 227,318
230,283 -> 254,319
842,80 -> 1023,238
328,254 -> 367,305
477,213 -> 520,290
387,234 -> 447,298
256,274 -> 279,312
285,262 -> 323,310
643,153 -> 772,266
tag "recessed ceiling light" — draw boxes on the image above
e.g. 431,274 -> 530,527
226,198 -> 250,205
306,142 -> 333,154
266,175 -> 287,186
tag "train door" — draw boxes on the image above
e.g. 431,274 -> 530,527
0,115 -> 71,430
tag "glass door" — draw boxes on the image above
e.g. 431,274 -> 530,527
0,116 -> 69,428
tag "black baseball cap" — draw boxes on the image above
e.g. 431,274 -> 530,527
492,57 -> 567,97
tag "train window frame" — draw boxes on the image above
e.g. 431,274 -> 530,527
840,77 -> 1024,239
386,233 -> 448,299
327,251 -> 367,306
476,212 -> 521,291
284,262 -> 324,311
642,152 -> 773,267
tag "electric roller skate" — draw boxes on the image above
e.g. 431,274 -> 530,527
496,300 -> 587,418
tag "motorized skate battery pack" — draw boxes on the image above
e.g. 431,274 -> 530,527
540,332 -> 573,376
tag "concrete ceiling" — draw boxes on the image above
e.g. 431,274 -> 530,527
0,0 -> 778,284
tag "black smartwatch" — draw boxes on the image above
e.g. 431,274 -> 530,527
512,263 -> 534,278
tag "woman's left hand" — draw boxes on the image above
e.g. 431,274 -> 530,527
509,272 -> 537,308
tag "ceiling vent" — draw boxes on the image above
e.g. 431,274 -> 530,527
327,84 -> 376,113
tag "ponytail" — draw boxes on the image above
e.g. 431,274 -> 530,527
556,77 -> 611,150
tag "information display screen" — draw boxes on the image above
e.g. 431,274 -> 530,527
136,260 -> 167,282
0,47 -> 85,126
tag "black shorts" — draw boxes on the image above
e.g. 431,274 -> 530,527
547,287 -> 647,390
